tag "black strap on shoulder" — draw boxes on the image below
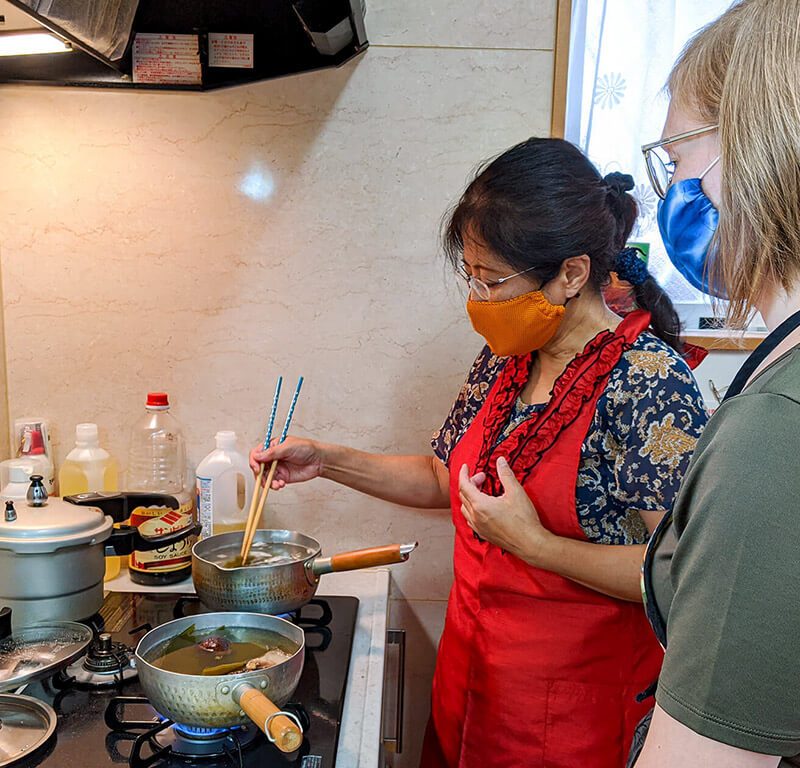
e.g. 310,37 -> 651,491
724,308 -> 800,401
635,679 -> 658,703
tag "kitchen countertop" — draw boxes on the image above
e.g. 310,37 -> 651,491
104,567 -> 390,767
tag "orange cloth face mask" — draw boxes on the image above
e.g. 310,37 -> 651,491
467,290 -> 566,356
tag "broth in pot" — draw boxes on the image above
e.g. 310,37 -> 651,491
147,624 -> 298,676
215,540 -> 316,569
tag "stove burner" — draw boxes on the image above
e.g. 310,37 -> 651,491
105,697 -> 259,767
172,724 -> 229,740
152,721 -> 259,756
66,632 -> 137,687
85,633 -> 133,673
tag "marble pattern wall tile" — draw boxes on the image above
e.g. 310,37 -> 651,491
368,0 -> 557,50
0,45 -> 553,602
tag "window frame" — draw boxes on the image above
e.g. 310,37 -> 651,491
549,0 -> 762,349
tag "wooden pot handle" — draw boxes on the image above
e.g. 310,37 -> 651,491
329,542 -> 417,572
237,687 -> 303,753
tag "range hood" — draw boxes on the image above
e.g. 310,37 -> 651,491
0,0 -> 367,89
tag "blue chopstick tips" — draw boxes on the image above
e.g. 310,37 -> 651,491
260,375 -> 303,451
279,376 -> 304,444
262,376 -> 283,450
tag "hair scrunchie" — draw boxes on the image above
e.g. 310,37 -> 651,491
603,171 -> 635,196
615,247 -> 650,286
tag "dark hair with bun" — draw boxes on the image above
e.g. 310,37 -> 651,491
443,137 -> 683,352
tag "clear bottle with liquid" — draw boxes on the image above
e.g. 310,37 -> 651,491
127,392 -> 195,585
58,423 -> 120,580
195,431 -> 254,537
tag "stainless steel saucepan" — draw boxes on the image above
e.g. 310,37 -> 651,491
135,611 -> 306,753
192,529 -> 417,614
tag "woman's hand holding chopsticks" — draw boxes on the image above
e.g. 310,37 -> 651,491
240,376 -> 304,563
250,437 -> 325,489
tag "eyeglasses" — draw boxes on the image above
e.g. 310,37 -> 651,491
456,264 -> 540,301
641,124 -> 718,199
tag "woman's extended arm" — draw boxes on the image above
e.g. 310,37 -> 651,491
530,536 -> 647,602
251,437 -> 451,509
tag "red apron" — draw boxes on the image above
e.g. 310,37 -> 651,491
422,311 -> 663,768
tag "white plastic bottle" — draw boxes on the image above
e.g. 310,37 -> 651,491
127,392 -> 195,585
59,423 -> 119,496
59,423 -> 121,582
195,431 -> 255,537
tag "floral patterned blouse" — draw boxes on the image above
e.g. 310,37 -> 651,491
431,332 -> 708,545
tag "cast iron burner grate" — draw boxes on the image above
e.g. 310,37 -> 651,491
172,597 -> 333,630
105,696 -> 311,768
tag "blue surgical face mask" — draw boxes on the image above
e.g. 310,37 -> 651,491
657,157 -> 724,297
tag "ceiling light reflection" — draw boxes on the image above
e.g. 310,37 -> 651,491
238,166 -> 276,202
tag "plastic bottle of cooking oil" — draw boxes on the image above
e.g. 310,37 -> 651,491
58,423 -> 120,580
195,431 -> 254,537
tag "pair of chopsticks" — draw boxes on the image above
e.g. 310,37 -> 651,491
239,376 -> 304,564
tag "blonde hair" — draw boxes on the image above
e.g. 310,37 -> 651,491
667,3 -> 746,124
668,0 -> 800,326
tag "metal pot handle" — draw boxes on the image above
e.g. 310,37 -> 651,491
105,523 -> 202,556
312,542 -> 418,576
232,683 -> 303,753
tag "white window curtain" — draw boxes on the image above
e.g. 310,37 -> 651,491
565,0 -> 736,329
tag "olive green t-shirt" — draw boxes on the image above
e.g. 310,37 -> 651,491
652,346 -> 800,763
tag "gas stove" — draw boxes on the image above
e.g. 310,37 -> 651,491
7,591 -> 358,768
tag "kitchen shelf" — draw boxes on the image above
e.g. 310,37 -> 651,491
685,330 -> 765,351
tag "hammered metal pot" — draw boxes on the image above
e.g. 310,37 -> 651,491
135,611 -> 305,750
192,529 -> 417,615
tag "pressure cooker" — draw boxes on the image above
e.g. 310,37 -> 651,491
0,486 -> 200,627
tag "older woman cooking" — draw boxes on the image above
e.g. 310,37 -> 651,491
251,138 -> 708,767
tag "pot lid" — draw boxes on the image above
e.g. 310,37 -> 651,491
0,694 -> 57,766
0,621 -> 93,692
0,497 -> 112,554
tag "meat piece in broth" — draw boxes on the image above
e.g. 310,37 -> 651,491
244,648 -> 292,670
